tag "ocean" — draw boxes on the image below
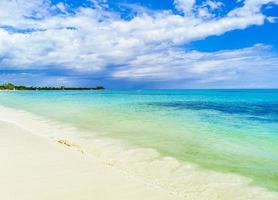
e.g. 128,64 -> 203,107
0,89 -> 277,192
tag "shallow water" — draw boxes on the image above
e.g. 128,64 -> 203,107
0,89 -> 277,191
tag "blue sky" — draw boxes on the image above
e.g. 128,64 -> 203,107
0,0 -> 278,89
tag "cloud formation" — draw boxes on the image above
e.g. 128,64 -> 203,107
0,0 -> 278,88
113,44 -> 278,88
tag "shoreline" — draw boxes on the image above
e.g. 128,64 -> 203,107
1,105 -> 278,199
0,111 -> 183,200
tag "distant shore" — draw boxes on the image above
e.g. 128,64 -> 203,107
0,83 -> 105,91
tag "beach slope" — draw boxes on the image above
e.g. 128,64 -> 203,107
0,121 -> 182,200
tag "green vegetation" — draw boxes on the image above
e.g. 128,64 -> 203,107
0,83 -> 105,91
0,83 -> 16,90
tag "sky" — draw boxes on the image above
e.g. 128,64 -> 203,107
0,0 -> 278,89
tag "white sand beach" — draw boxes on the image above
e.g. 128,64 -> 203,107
0,120 -> 185,200
1,105 -> 278,200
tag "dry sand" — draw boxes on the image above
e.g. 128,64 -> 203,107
0,120 -> 184,200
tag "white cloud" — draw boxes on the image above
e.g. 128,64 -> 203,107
174,0 -> 196,15
0,0 -> 277,87
112,44 -> 278,82
205,0 -> 223,10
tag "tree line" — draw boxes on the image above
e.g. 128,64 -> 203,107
0,83 -> 105,90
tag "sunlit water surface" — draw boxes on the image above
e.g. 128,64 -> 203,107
0,89 -> 277,191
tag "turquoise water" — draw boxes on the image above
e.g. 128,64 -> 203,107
0,89 -> 278,191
